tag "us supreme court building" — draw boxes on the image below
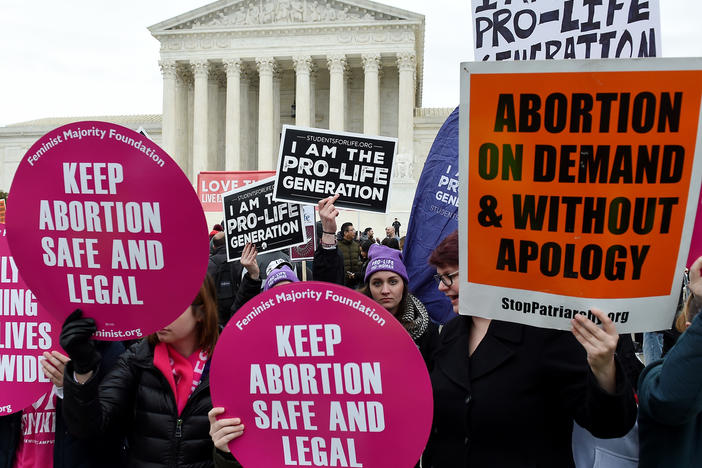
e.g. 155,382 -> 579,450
0,0 -> 453,227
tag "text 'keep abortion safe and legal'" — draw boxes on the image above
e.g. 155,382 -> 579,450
38,162 -> 163,306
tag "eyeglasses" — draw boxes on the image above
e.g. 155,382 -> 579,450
433,270 -> 459,287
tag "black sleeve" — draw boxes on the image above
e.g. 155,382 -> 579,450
417,321 -> 440,372
542,331 -> 637,439
230,273 -> 263,317
62,346 -> 138,439
313,247 -> 345,286
213,447 -> 244,468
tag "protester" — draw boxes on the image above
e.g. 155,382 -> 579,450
338,222 -> 362,288
229,243 -> 262,315
359,239 -> 373,280
0,344 -> 124,468
422,230 -> 637,468
385,225 -> 398,240
209,224 -> 223,241
315,195 -> 438,368
392,217 -> 402,237
263,265 -> 300,290
381,236 -> 400,250
60,276 -> 222,468
207,232 -> 239,325
637,256 -> 702,468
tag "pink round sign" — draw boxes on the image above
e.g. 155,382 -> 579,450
211,281 -> 433,468
0,223 -> 61,415
6,121 -> 208,340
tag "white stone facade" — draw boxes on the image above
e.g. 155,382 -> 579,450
0,0 -> 455,230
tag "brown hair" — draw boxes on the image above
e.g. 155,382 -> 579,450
676,295 -> 701,333
429,230 -> 458,268
149,275 -> 220,355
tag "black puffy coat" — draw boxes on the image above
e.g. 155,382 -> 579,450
62,340 -> 214,468
0,341 -> 125,468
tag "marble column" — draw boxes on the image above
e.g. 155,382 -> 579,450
309,65 -> 317,126
159,60 -> 177,158
362,53 -> 381,136
273,68 -> 282,159
175,68 -> 190,175
256,57 -> 276,170
239,68 -> 250,170
224,58 -> 242,171
207,70 -> 221,170
191,59 -> 209,180
327,54 -> 347,131
293,55 -> 312,127
396,51 -> 416,180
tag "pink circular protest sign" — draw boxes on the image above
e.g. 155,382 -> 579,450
6,121 -> 208,340
0,223 -> 61,415
211,281 -> 433,468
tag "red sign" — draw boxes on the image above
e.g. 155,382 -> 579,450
198,171 -> 276,212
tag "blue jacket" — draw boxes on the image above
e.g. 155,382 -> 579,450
638,312 -> 702,468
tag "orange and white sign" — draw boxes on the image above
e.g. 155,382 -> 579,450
459,58 -> 702,332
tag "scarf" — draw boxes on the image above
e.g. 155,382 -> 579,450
153,342 -> 208,415
398,294 -> 430,341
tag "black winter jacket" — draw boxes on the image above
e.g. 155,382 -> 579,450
423,316 -> 637,468
0,341 -> 125,468
62,340 -> 214,468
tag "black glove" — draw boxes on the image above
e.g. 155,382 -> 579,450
60,309 -> 101,374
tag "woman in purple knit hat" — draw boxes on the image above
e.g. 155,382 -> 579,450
315,194 -> 439,369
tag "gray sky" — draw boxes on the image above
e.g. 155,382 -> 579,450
1,0 -> 700,127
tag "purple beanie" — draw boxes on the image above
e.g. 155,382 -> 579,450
264,265 -> 300,291
364,243 -> 409,284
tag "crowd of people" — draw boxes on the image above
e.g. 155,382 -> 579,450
1,193 -> 701,468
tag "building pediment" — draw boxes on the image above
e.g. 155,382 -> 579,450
149,0 -> 423,33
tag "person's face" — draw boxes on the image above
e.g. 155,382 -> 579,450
369,271 -> 404,315
386,227 -> 393,237
369,229 -> 374,238
436,265 -> 460,314
157,306 -> 200,344
344,225 -> 355,240
360,245 -> 367,259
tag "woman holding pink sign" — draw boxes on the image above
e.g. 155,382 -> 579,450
60,276 -> 221,468
423,230 -> 637,468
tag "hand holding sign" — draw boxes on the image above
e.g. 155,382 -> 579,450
208,407 -> 245,454
40,350 -> 69,388
317,194 -> 340,234
240,243 -> 260,280
571,308 -> 619,394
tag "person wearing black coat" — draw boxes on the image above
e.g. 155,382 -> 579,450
0,341 -> 124,468
423,231 -> 637,468
61,277 -> 224,468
